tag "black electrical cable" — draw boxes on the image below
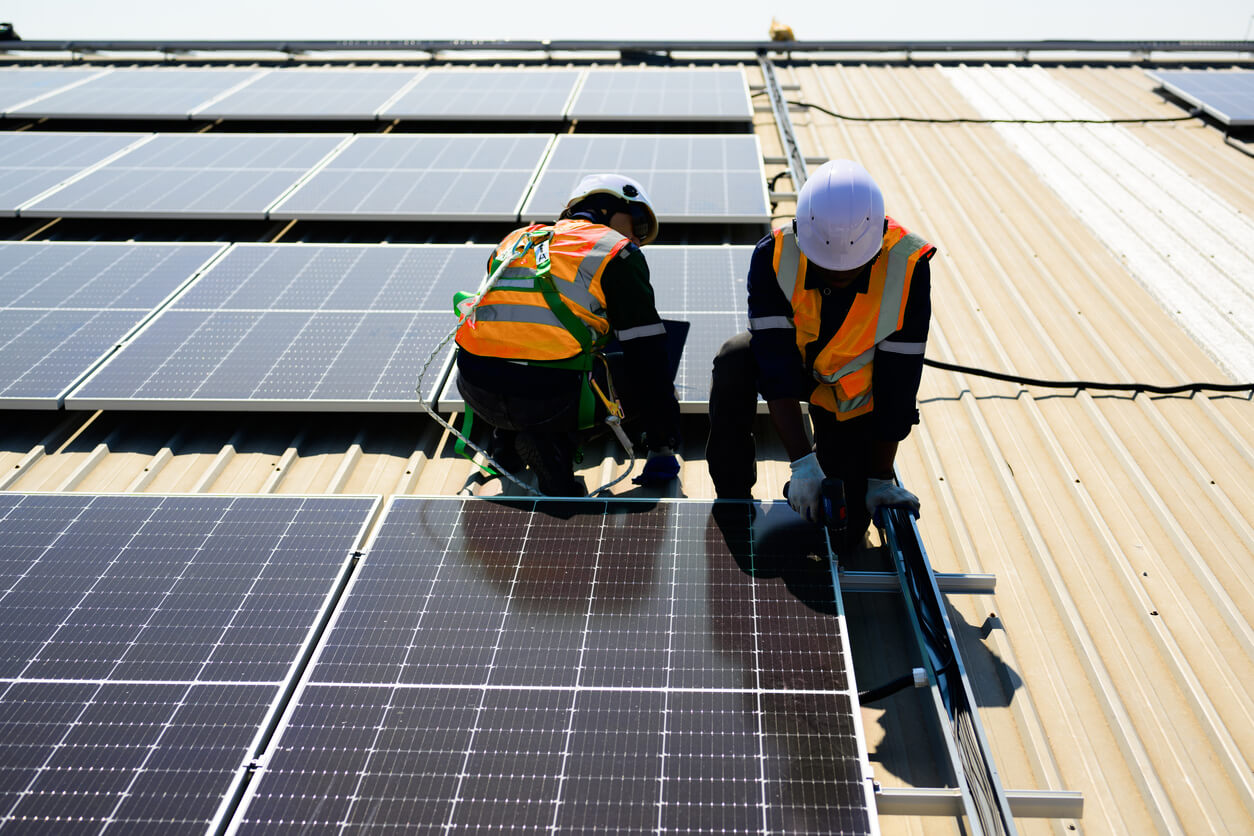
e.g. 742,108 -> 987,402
857,674 -> 915,705
749,88 -> 1200,125
923,358 -> 1254,395
767,170 -> 792,189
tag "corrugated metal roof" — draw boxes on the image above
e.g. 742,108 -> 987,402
2,55 -> 1252,834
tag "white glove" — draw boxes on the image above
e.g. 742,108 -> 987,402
866,477 -> 920,520
787,452 -> 825,522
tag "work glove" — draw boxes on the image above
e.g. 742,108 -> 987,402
786,452 -> 825,522
633,448 -> 680,485
866,477 -> 920,524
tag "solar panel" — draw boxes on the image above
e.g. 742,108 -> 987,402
0,492 -> 378,834
67,243 -> 492,411
232,497 -> 876,834
8,67 -> 263,119
194,68 -> 421,120
521,134 -> 770,223
22,133 -> 347,220
0,132 -> 147,215
1147,69 -> 1254,126
271,134 -> 554,222
568,67 -> 753,122
379,68 -> 582,120
0,242 -> 224,408
439,244 -> 753,413
0,67 -> 104,114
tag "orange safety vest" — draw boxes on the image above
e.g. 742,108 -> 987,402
456,219 -> 628,363
773,217 -> 934,420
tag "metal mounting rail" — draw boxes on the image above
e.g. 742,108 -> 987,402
877,505 -> 1020,835
2,39 -> 1252,54
756,52 -> 808,196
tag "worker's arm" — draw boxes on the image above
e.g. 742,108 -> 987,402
746,234 -> 811,455
601,244 -> 681,452
866,256 -> 933,515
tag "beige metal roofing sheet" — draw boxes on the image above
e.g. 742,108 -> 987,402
2,59 -> 1252,835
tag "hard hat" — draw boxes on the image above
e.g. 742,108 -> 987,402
795,160 -> 885,271
562,173 -> 659,245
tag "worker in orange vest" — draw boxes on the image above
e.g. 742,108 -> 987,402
455,174 -> 682,496
707,160 -> 935,546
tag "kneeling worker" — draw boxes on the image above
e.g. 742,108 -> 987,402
455,174 -> 682,496
707,160 -> 934,542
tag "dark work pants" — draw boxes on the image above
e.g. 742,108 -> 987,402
706,331 -> 874,539
456,372 -> 584,496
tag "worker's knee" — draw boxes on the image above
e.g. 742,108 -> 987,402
710,331 -> 755,389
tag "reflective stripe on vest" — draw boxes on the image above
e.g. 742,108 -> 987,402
773,219 -> 932,418
456,219 -> 627,362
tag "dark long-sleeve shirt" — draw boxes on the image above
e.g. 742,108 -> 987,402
745,230 -> 932,442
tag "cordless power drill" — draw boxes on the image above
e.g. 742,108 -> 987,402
784,477 -> 849,543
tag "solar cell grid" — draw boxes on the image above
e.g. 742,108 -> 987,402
380,68 -> 582,120
0,493 -> 377,835
568,67 -> 753,122
0,242 -> 223,408
271,134 -> 553,222
235,497 -> 876,834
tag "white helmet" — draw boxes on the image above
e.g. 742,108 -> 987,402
562,173 -> 659,245
795,160 -> 885,271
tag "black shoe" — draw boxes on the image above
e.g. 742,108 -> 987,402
515,433 -> 584,497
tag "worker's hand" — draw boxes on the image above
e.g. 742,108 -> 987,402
866,477 -> 920,523
786,452 -> 825,522
633,448 -> 680,485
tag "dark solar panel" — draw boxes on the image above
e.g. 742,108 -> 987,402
23,134 -> 347,220
195,68 -> 420,120
67,244 -> 487,411
438,244 -> 753,413
0,132 -> 144,215
0,493 -> 378,834
271,134 -> 553,222
568,67 -> 754,122
9,67 -> 263,119
234,497 -> 874,834
380,68 -> 582,120
0,242 -> 223,408
1147,69 -> 1254,126
0,67 -> 104,115
522,134 -> 770,223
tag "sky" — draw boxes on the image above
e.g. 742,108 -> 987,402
2,1 -> 1252,43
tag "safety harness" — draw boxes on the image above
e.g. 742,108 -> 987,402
415,226 -> 636,495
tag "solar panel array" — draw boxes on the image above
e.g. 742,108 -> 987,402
1,66 -> 751,122
1147,68 -> 1254,126
9,68 -> 263,120
522,134 -> 770,222
568,67 -> 753,121
8,131 -> 769,224
271,134 -> 553,222
231,497 -> 875,834
0,492 -> 378,834
68,243 -> 493,411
